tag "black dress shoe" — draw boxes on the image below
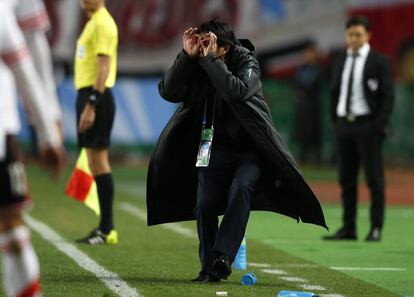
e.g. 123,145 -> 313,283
213,256 -> 232,280
365,228 -> 381,242
190,274 -> 220,283
323,227 -> 357,240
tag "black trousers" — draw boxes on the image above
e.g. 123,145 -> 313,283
195,148 -> 262,276
335,117 -> 385,231
76,87 -> 115,149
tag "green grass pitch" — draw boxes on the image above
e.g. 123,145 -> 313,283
0,165 -> 412,297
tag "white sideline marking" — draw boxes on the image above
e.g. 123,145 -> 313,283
25,214 -> 141,297
249,262 -> 272,268
119,202 -> 197,239
262,267 -> 345,296
261,268 -> 288,275
300,284 -> 327,291
331,267 -> 407,271
163,223 -> 197,239
280,276 -> 307,282
275,264 -> 319,268
119,202 -> 147,220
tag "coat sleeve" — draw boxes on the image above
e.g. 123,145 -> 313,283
376,56 -> 394,133
158,51 -> 198,103
198,53 -> 261,102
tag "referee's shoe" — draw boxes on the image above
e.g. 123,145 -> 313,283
76,229 -> 119,245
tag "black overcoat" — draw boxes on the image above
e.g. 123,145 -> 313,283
146,41 -> 327,229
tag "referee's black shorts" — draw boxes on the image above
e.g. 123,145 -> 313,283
0,135 -> 30,209
76,87 -> 116,149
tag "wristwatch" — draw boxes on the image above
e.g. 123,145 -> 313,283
88,89 -> 102,106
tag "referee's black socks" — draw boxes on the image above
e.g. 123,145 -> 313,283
95,173 -> 114,234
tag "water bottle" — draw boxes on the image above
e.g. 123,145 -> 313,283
233,237 -> 247,270
240,273 -> 257,285
277,290 -> 318,297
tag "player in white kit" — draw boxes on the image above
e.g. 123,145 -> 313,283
0,2 -> 65,297
11,0 -> 62,145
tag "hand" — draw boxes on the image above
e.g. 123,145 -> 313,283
183,27 -> 200,57
38,145 -> 67,179
56,120 -> 64,142
78,103 -> 96,133
200,32 -> 217,57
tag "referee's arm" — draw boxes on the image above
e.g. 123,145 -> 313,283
78,54 -> 111,132
94,54 -> 111,93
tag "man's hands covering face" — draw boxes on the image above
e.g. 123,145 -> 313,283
183,28 -> 218,58
183,27 -> 200,58
199,32 -> 217,57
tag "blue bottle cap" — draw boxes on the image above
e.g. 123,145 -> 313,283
240,273 -> 257,286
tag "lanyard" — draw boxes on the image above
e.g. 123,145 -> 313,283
202,92 -> 217,128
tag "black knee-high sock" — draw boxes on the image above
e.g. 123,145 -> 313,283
94,173 -> 114,234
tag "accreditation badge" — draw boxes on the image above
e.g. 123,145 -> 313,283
195,127 -> 214,167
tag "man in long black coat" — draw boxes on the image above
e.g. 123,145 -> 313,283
147,19 -> 327,282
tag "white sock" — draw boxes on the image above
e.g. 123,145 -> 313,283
0,226 -> 42,297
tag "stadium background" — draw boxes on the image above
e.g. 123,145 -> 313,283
6,1 -> 414,296
16,0 -> 414,161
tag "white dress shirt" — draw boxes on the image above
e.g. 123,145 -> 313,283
337,43 -> 371,117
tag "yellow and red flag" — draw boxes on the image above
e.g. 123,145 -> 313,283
65,148 -> 100,216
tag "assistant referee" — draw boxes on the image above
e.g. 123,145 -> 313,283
75,0 -> 118,245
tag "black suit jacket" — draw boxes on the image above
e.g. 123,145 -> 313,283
330,48 -> 394,135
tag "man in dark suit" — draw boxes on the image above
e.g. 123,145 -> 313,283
325,16 -> 394,242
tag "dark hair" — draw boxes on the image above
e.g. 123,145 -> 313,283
346,15 -> 370,32
197,19 -> 239,49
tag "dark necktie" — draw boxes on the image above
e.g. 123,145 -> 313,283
345,53 -> 359,115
